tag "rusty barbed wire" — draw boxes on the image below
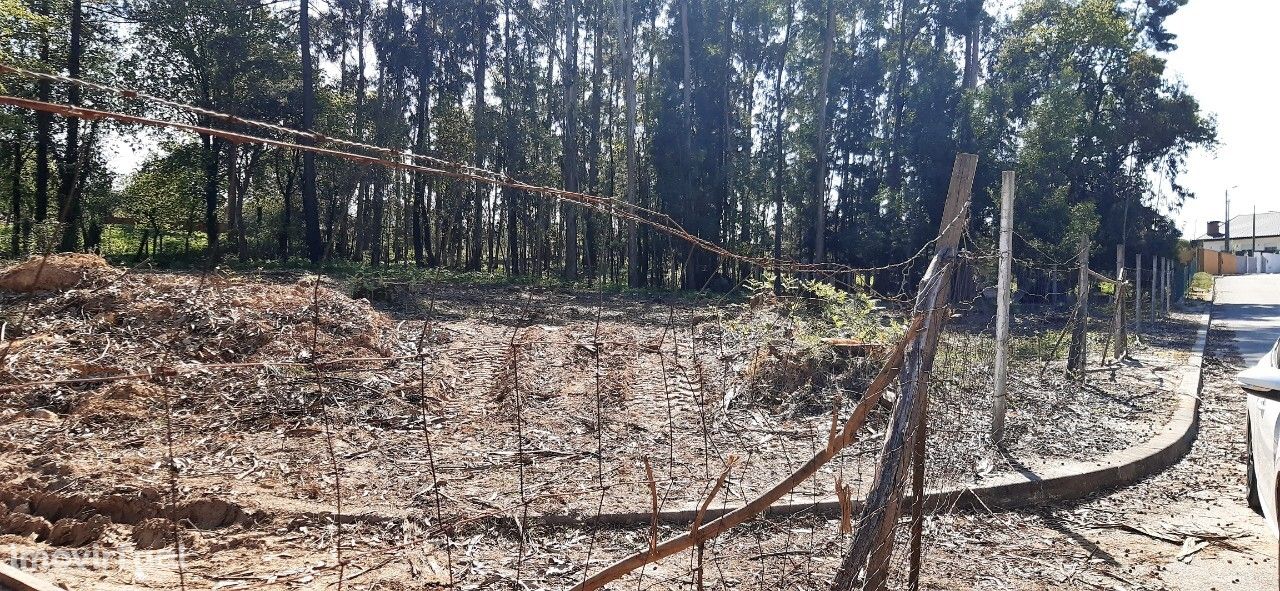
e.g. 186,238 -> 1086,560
0,67 -> 950,282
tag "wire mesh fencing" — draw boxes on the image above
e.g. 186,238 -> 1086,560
0,66 -> 1208,590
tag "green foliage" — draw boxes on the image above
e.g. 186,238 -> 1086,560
0,0 -> 42,61
984,0 -> 1213,261
799,279 -> 880,336
121,142 -> 206,230
1,0 -> 1211,288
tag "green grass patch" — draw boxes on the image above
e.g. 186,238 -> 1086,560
1186,271 -> 1213,301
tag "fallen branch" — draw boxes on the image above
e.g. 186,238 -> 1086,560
691,456 -> 739,534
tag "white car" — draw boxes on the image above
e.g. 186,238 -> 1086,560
1241,337 -> 1280,537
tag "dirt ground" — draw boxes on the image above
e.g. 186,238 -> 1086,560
916,326 -> 1278,590
0,256 -> 1207,589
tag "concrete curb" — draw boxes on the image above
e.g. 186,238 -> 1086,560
0,563 -> 63,591
539,308 -> 1214,527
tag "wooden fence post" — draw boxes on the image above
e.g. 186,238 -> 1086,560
831,153 -> 977,591
572,155 -> 979,591
1165,258 -> 1172,313
1067,234 -> 1089,378
1152,256 -> 1159,318
1135,253 -> 1142,339
992,171 -> 1015,444
1178,262 -> 1187,303
1112,244 -> 1126,359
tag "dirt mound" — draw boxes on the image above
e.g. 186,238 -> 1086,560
70,380 -> 159,423
46,515 -> 110,546
179,497 -> 247,529
0,486 -> 250,540
0,509 -> 52,540
9,273 -> 397,373
0,253 -> 112,292
132,517 -> 178,550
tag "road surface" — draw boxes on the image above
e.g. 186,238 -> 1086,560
1216,274 -> 1280,360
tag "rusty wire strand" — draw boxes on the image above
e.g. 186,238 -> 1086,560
0,84 -> 947,284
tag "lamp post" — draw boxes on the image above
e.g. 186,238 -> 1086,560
1225,185 -> 1238,253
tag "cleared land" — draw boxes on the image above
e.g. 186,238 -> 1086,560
0,255 -> 1199,589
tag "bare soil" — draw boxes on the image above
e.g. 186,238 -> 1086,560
0,260 -> 1202,589
912,326 -> 1278,590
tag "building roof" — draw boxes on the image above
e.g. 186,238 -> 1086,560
1195,211 -> 1280,241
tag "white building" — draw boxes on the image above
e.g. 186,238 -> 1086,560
1194,211 -> 1280,254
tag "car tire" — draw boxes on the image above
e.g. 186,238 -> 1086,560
1247,417 -> 1263,514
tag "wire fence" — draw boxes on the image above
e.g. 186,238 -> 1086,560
0,64 -> 1208,590
0,228 -> 1206,591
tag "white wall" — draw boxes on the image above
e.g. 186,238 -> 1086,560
1198,235 -> 1280,253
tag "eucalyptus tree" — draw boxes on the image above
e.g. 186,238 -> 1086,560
128,0 -> 297,262
983,0 -> 1212,260
300,0 -> 320,262
0,0 -> 1210,292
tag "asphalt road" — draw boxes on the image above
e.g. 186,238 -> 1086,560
1215,274 -> 1280,360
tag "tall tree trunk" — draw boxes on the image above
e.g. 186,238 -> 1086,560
202,134 -> 221,262
34,0 -> 50,228
561,0 -> 580,282
239,148 -> 261,259
617,0 -> 639,287
301,0 -> 322,263
278,150 -> 297,262
502,1 -> 522,276
959,1 -> 982,151
469,2 -> 488,271
413,16 -> 434,268
962,4 -> 981,90
227,143 -> 250,262
584,4 -> 604,283
8,142 -> 22,256
352,184 -> 369,259
56,0 -> 84,252
679,0 -> 693,287
885,0 -> 915,191
370,180 -> 386,265
771,5 -> 795,294
721,1 -> 736,276
811,0 -> 837,266
369,65 -> 390,266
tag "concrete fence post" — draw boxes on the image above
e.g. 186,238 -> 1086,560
992,171 -> 1015,444
1068,235 -> 1089,380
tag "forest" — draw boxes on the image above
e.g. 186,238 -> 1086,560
0,0 -> 1213,290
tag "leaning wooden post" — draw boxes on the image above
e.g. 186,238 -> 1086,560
1067,234 -> 1089,378
570,159 -> 976,591
832,153 -> 977,591
1112,244 -> 1127,359
991,171 -> 1015,445
1134,253 -> 1143,339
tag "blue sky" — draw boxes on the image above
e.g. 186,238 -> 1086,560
1163,0 -> 1279,238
